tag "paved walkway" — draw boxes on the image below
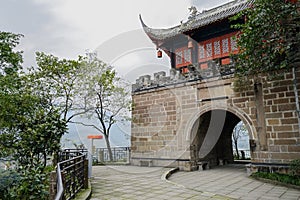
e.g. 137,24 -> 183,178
90,164 -> 300,200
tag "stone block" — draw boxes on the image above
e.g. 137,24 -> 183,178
273,125 -> 294,132
281,118 -> 298,125
274,139 -> 296,145
267,119 -> 280,125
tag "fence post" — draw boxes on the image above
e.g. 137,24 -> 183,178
83,159 -> 89,189
62,171 -> 66,200
126,148 -> 130,164
49,171 -> 57,200
113,148 -> 116,161
98,149 -> 104,163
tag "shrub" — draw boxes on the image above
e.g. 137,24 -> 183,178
251,172 -> 300,186
0,169 -> 20,199
290,159 -> 300,176
9,167 -> 50,200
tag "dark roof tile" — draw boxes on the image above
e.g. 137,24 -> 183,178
140,0 -> 253,41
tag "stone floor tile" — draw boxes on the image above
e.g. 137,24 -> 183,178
90,165 -> 300,200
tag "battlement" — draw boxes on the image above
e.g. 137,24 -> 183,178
132,64 -> 235,92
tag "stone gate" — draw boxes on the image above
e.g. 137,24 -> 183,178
131,0 -> 300,172
130,68 -> 300,171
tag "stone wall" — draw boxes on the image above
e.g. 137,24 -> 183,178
131,67 -> 300,170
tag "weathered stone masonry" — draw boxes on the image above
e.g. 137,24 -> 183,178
131,68 -> 300,171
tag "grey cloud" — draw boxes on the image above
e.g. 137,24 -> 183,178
0,0 -> 51,34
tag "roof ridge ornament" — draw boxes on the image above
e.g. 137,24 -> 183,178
188,6 -> 199,20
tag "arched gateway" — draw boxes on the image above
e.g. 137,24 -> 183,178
130,0 -> 300,172
189,108 -> 254,166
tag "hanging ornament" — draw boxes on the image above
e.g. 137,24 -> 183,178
157,49 -> 162,58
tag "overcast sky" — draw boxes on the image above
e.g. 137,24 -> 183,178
1,0 -> 230,79
0,0 -> 231,147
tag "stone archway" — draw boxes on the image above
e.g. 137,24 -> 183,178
189,107 -> 255,166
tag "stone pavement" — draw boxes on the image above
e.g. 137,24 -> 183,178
90,164 -> 300,200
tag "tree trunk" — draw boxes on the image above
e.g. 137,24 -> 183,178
104,134 -> 113,161
234,141 -> 239,159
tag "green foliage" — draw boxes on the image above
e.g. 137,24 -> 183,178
30,50 -> 132,163
0,169 -> 20,199
0,31 -> 68,199
33,52 -> 84,123
0,72 -> 67,170
252,171 -> 300,186
8,167 -> 51,200
233,0 -> 300,77
9,109 -> 66,168
0,32 -> 23,76
79,56 -> 132,161
290,159 -> 300,175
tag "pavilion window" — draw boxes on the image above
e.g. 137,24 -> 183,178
184,49 -> 192,63
199,45 -> 205,59
230,36 -> 238,53
206,43 -> 213,58
176,51 -> 183,65
198,31 -> 240,64
222,38 -> 229,54
214,41 -> 221,56
175,47 -> 192,68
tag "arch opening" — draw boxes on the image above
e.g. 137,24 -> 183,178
232,121 -> 250,160
190,109 -> 251,167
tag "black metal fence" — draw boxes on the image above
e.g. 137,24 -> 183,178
51,149 -> 88,200
94,147 -> 130,163
58,149 -> 88,162
233,149 -> 251,159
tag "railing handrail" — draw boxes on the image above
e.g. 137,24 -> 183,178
54,149 -> 87,200
55,164 -> 63,200
58,155 -> 85,165
94,147 -> 131,163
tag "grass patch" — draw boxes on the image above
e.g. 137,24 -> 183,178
251,172 -> 300,186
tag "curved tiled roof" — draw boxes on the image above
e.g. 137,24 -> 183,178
140,0 -> 253,41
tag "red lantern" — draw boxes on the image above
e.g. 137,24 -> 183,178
157,49 -> 162,58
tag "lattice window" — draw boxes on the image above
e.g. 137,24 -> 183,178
206,43 -> 212,57
222,38 -> 229,54
197,31 -> 239,64
214,41 -> 221,55
199,45 -> 205,59
230,36 -> 238,51
184,49 -> 191,62
176,51 -> 182,65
